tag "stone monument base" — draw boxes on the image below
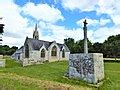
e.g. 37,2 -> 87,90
68,53 -> 104,84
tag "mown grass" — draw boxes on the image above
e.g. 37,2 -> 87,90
0,58 -> 94,90
98,62 -> 120,90
0,57 -> 120,90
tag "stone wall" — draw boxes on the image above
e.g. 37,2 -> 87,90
0,55 -> 3,59
22,58 -> 42,66
68,53 -> 104,84
0,55 -> 5,67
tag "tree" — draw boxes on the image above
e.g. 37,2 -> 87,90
64,34 -> 120,59
76,39 -> 93,53
103,34 -> 120,59
64,38 -> 75,53
0,45 -> 18,55
92,42 -> 103,53
64,38 -> 93,53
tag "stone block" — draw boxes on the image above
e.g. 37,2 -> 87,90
68,53 -> 104,84
0,59 -> 5,67
0,55 -> 3,59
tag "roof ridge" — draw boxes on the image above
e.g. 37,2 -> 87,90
28,38 -> 51,43
28,38 -> 63,45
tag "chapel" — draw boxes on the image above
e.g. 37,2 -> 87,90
12,24 -> 70,63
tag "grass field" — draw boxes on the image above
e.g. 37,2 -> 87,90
0,58 -> 120,90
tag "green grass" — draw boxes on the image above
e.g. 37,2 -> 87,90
98,62 -> 120,90
0,57 -> 120,89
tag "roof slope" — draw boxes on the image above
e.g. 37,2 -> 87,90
27,38 -> 70,52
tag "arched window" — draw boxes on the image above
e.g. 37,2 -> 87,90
51,46 -> 57,56
62,49 -> 65,58
41,49 -> 45,58
25,44 -> 29,58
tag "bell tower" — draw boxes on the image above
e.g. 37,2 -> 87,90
33,23 -> 39,40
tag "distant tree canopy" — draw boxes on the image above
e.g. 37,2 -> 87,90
1,34 -> 120,58
103,34 -> 120,59
64,38 -> 93,53
0,45 -> 18,55
64,34 -> 120,58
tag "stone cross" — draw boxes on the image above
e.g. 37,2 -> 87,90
83,19 -> 88,54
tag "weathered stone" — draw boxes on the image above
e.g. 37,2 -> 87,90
0,59 -> 5,67
0,55 -> 3,59
68,53 -> 104,84
11,24 -> 70,67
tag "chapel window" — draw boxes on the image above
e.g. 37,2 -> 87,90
62,49 -> 65,58
25,44 -> 29,58
41,49 -> 45,58
51,46 -> 57,56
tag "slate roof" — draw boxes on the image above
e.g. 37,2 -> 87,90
16,46 -> 24,53
26,38 -> 70,52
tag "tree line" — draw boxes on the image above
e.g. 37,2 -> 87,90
0,34 -> 120,58
64,34 -> 120,58
0,45 -> 18,55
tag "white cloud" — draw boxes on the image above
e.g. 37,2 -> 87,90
77,18 -> 111,27
61,0 -> 98,11
76,17 -> 119,43
0,0 -> 120,48
22,3 -> 64,23
110,15 -> 120,25
0,0 -> 33,47
77,18 -> 99,27
62,0 -> 120,25
38,22 -> 93,43
99,18 -> 111,26
92,26 -> 120,43
0,0 -> 64,47
97,0 -> 120,25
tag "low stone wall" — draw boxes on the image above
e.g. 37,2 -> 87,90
0,59 -> 5,67
0,55 -> 3,59
0,55 -> 5,67
22,59 -> 43,66
68,53 -> 104,84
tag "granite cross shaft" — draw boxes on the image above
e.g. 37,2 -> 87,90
83,19 -> 88,54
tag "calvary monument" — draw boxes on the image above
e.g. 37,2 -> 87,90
68,19 -> 104,84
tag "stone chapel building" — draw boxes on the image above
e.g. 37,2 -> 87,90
12,24 -> 70,64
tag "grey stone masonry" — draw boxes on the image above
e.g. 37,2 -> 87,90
0,55 -> 5,67
68,53 -> 104,84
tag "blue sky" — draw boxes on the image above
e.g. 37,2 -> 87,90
0,0 -> 120,47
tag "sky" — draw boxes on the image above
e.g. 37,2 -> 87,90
0,0 -> 120,48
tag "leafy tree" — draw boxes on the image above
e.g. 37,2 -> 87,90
64,38 -> 93,53
64,38 -> 75,53
103,34 -> 120,59
76,39 -> 93,53
64,34 -> 120,59
0,45 -> 18,55
92,42 -> 103,53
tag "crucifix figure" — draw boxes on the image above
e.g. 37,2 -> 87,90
83,19 -> 88,54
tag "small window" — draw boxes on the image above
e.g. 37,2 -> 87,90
62,49 -> 65,58
51,46 -> 57,56
41,49 -> 45,58
18,55 -> 20,60
25,44 -> 29,58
